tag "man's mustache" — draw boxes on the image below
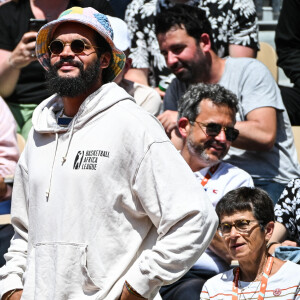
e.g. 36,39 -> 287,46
170,61 -> 185,72
204,140 -> 226,151
53,58 -> 83,70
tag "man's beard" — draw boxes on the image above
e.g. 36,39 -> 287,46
170,49 -> 209,83
186,135 -> 227,167
46,58 -> 101,97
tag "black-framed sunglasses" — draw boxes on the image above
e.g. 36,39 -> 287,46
194,121 -> 239,142
218,219 -> 260,237
48,39 -> 100,55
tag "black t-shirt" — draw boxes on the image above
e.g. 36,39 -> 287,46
0,0 -> 114,104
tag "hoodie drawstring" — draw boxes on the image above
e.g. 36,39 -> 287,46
61,115 -> 77,165
46,132 -> 59,201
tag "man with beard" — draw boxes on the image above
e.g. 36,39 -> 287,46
154,4 -> 300,203
0,6 -> 219,300
159,83 -> 253,300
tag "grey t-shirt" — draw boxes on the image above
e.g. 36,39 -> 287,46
164,57 -> 300,184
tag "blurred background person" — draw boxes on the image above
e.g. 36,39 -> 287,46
0,97 -> 19,267
124,0 -> 259,97
255,0 -> 282,20
0,0 -> 114,139
268,178 -> 300,263
109,15 -> 162,116
275,0 -> 300,125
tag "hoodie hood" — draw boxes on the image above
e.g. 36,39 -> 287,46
31,82 -> 135,200
32,82 -> 134,134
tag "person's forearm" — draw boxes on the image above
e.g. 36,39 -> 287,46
124,68 -> 149,86
269,222 -> 288,244
232,120 -> 276,151
2,289 -> 23,300
0,50 -> 21,98
229,44 -> 257,58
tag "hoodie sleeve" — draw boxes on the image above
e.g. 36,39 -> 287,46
126,141 -> 218,299
0,151 -> 29,298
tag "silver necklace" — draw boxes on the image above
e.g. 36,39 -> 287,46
239,280 -> 260,300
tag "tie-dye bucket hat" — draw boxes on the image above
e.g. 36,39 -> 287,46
36,6 -> 126,82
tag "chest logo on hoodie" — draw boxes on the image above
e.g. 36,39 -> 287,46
73,150 -> 110,170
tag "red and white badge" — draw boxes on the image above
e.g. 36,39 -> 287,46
273,288 -> 282,296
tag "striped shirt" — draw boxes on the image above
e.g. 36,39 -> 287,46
201,260 -> 300,299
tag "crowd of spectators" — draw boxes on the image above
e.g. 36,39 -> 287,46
0,0 -> 299,299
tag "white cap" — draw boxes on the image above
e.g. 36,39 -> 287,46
107,16 -> 131,51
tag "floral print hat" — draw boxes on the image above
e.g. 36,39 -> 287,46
35,6 -> 126,82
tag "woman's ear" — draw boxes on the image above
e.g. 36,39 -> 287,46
265,221 -> 275,242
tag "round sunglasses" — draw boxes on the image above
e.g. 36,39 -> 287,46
48,39 -> 100,55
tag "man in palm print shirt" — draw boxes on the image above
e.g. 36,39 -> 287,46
124,0 -> 259,90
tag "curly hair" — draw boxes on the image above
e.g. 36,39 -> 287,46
178,83 -> 238,122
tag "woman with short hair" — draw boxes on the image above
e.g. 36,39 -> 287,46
201,187 -> 300,299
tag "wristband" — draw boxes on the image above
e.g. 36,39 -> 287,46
124,281 -> 145,298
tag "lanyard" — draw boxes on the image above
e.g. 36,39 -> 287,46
200,163 -> 220,187
232,256 -> 274,300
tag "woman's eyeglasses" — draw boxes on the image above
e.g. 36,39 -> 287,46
194,122 -> 239,142
218,219 -> 260,237
48,39 -> 100,55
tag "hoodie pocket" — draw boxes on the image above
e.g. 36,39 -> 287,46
23,242 -> 102,299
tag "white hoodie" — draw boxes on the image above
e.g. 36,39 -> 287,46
0,83 -> 218,300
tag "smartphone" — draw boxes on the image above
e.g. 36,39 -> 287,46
28,18 -> 47,32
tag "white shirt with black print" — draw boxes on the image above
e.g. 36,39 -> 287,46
274,178 -> 300,245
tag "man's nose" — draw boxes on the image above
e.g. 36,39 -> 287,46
215,128 -> 227,143
59,43 -> 75,57
166,52 -> 178,67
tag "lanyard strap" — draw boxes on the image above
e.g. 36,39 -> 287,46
232,256 -> 274,300
201,163 -> 220,187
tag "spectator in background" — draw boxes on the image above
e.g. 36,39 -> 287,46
109,15 -> 162,116
0,97 -> 19,267
124,0 -> 258,95
255,0 -> 282,20
268,178 -> 300,256
0,0 -> 114,139
154,4 -> 300,203
109,0 -> 131,19
201,187 -> 300,300
275,0 -> 300,125
160,83 -> 254,300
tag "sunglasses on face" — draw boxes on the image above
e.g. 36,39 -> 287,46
218,219 -> 260,237
48,39 -> 100,55
194,122 -> 239,142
